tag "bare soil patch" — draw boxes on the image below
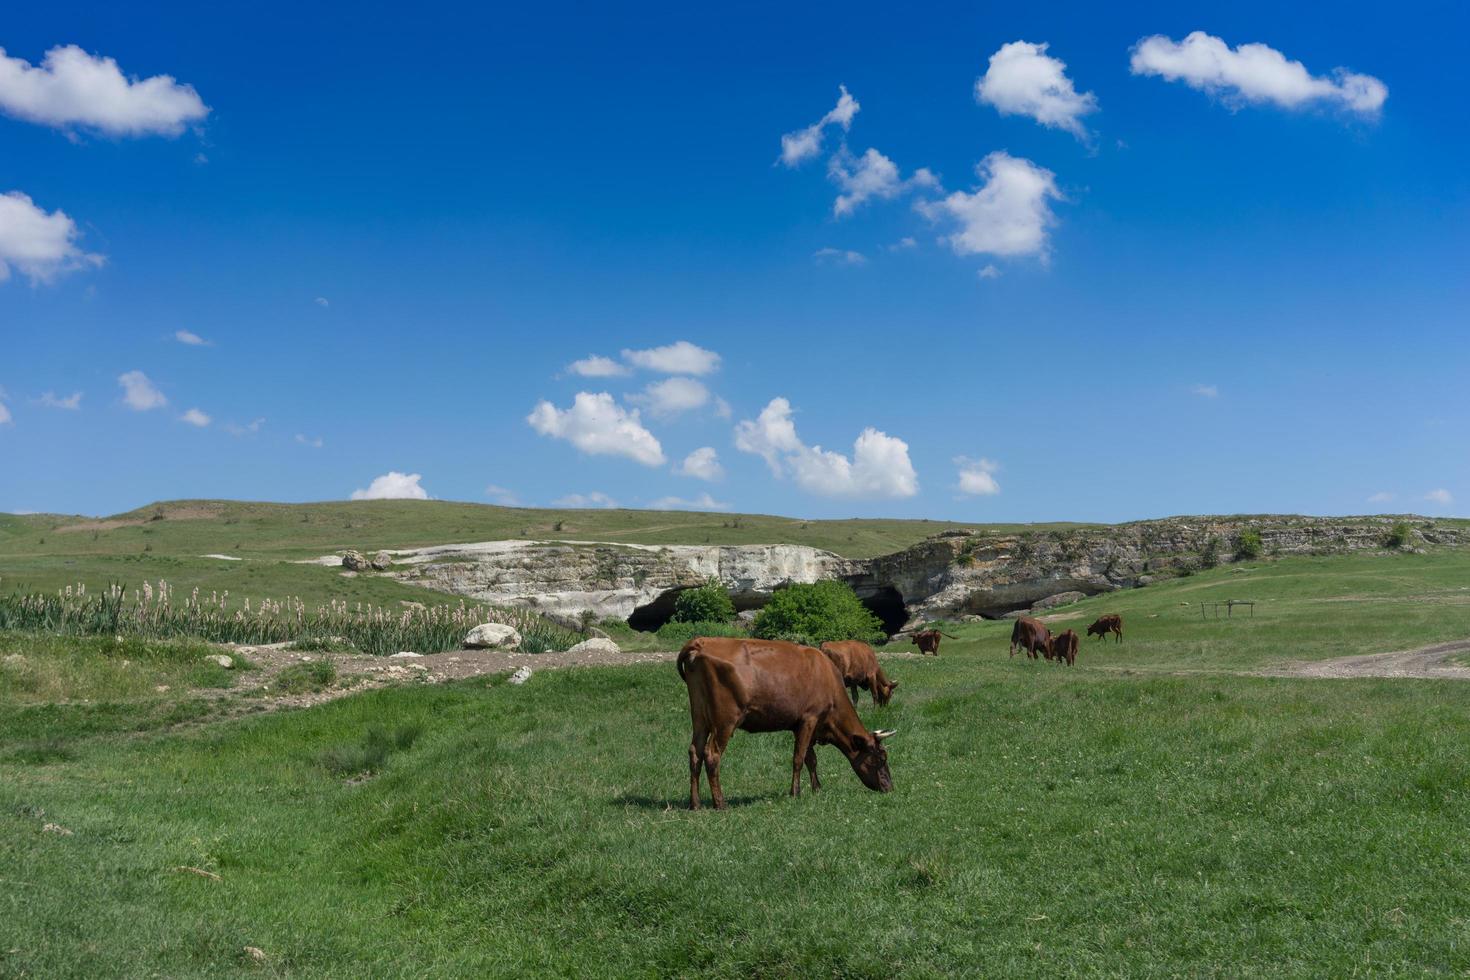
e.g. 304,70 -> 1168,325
1261,641 -> 1470,680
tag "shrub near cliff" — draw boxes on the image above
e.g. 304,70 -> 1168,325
752,581 -> 884,646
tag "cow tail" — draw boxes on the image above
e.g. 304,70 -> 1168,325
676,638 -> 701,681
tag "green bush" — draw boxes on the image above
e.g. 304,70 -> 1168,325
1199,537 -> 1222,569
672,581 -> 736,624
654,619 -> 746,649
1386,522 -> 1413,550
752,581 -> 883,646
1235,529 -> 1263,561
272,658 -> 337,694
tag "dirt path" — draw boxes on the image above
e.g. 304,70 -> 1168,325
1260,640 -> 1470,680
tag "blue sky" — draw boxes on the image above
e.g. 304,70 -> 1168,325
1,1 -> 1466,522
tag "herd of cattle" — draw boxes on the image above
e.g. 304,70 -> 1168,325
677,613 -> 1125,809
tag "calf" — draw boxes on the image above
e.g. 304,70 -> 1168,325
1009,616 -> 1052,660
1051,629 -> 1079,666
820,640 -> 898,706
678,636 -> 896,810
910,629 -> 955,656
1086,614 -> 1123,644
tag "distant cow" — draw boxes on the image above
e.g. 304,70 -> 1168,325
821,640 -> 898,706
1009,616 -> 1052,660
910,629 -> 955,656
678,637 -> 896,810
1086,614 -> 1123,644
1051,629 -> 1079,666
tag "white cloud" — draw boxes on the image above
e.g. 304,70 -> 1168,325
117,370 -> 166,411
976,41 -> 1098,140
713,397 -> 732,419
628,377 -> 710,419
567,354 -> 629,378
650,492 -> 731,512
351,471 -> 429,501
1191,383 -> 1219,398
554,491 -> 618,509
829,147 -> 937,218
0,191 -> 104,284
734,397 -> 919,499
813,247 -> 867,266
224,417 -> 264,436
38,391 -> 82,410
0,44 -> 208,137
677,446 -> 724,481
621,341 -> 721,376
0,390 -> 10,426
295,433 -> 324,448
1425,489 -> 1453,506
918,151 -> 1060,260
485,484 -> 520,506
1130,31 -> 1387,118
179,407 -> 211,428
978,264 -> 1002,280
888,236 -> 917,252
955,457 -> 1001,496
779,84 -> 860,167
314,296 -> 329,307
174,329 -> 209,346
527,391 -> 665,466
1366,492 -> 1394,504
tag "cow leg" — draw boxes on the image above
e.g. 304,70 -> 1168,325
706,721 -> 738,811
790,719 -> 817,797
848,682 -> 859,704
688,738 -> 704,810
805,746 -> 821,793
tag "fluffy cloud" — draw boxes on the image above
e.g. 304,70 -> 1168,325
955,457 -> 1001,496
117,370 -> 166,411
829,147 -> 937,218
0,191 -> 104,284
527,391 -> 665,466
978,264 -> 1002,280
174,329 -> 209,346
813,247 -> 867,266
351,471 -> 429,501
622,341 -> 721,376
179,407 -> 211,428
0,390 -> 10,426
0,44 -> 208,136
918,151 -> 1060,260
295,433 -> 324,448
554,491 -> 618,509
1425,488 -> 1454,506
1130,32 -> 1387,117
677,447 -> 724,481
485,484 -> 520,506
734,397 -> 919,499
224,417 -> 265,436
314,296 -> 329,307
779,84 -> 860,167
567,354 -> 630,378
38,391 -> 82,410
976,41 -> 1098,140
1191,383 -> 1219,398
650,492 -> 731,512
627,377 -> 710,419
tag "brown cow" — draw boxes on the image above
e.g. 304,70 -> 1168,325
1086,614 -> 1124,644
1009,616 -> 1052,659
909,629 -> 955,656
1051,629 -> 1079,666
820,640 -> 898,706
678,637 -> 896,810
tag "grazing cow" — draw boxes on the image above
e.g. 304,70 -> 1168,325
820,640 -> 898,706
1086,614 -> 1124,644
1051,629 -> 1079,666
910,629 -> 955,656
678,637 -> 896,810
1009,616 -> 1053,660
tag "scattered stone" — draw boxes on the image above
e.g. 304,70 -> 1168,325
208,654 -> 234,669
243,946 -> 267,963
390,651 -> 423,659
464,623 -> 522,650
3,653 -> 26,667
371,550 -> 393,571
736,610 -> 760,625
341,550 -> 370,571
565,637 -> 620,656
508,665 -> 533,686
155,685 -> 171,693
1032,591 -> 1087,611
1001,610 -> 1030,620
41,823 -> 72,836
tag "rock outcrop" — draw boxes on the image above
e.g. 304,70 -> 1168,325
464,623 -> 522,650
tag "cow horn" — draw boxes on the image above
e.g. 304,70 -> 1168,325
873,729 -> 896,741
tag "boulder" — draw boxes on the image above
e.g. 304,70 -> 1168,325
390,651 -> 423,659
370,551 -> 393,571
464,623 -> 522,650
208,654 -> 234,669
736,609 -> 760,625
508,665 -> 533,686
565,637 -> 620,656
341,550 -> 370,571
1032,591 -> 1087,611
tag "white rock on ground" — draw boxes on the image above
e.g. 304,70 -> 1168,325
565,637 -> 620,656
390,651 -> 423,658
508,665 -> 533,685
208,654 -> 234,669
341,550 -> 370,571
464,623 -> 521,650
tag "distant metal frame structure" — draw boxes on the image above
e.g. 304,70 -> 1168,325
1201,600 -> 1255,620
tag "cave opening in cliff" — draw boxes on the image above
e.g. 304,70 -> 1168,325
626,588 -> 689,632
859,586 -> 909,636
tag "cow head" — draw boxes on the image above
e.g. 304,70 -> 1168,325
874,678 -> 899,706
846,729 -> 895,792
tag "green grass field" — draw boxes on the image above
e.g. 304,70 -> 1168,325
4,542 -> 1470,975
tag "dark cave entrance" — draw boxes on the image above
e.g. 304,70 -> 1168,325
626,588 -> 689,632
858,585 -> 909,636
